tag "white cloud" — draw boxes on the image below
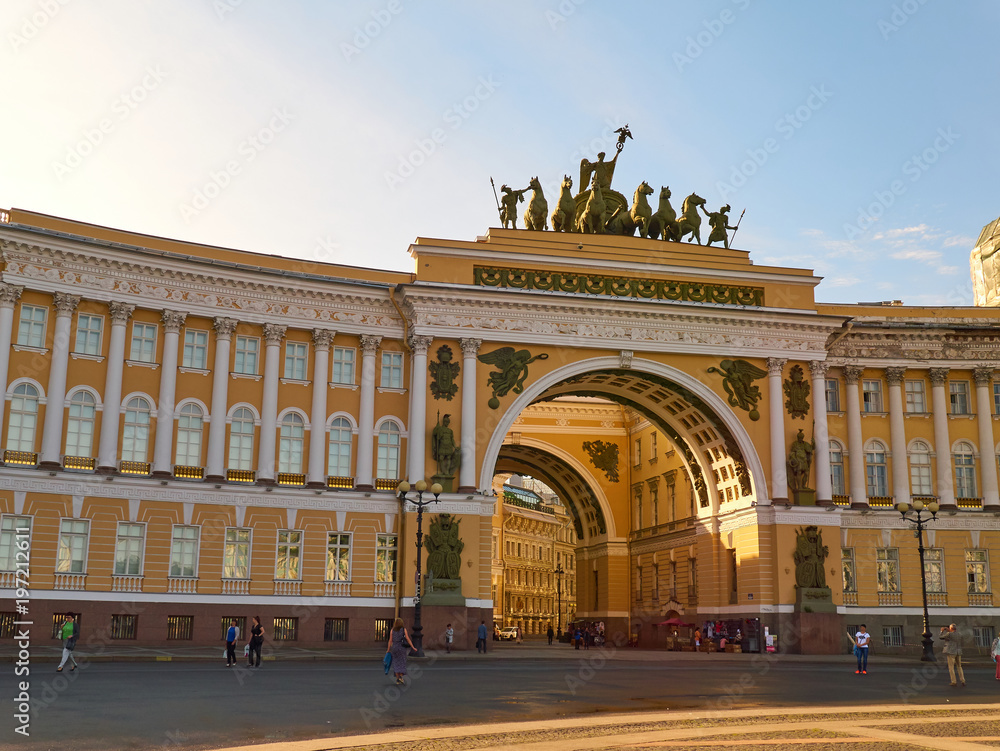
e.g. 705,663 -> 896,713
890,249 -> 942,262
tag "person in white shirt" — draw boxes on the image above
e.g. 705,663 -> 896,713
850,624 -> 871,674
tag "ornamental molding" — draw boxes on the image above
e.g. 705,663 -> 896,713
840,511 -> 1000,530
0,241 -> 402,335
828,329 -> 1000,363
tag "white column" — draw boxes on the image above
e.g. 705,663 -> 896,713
96,301 -> 135,472
809,360 -> 832,503
152,311 -> 186,476
843,365 -> 867,507
929,368 -> 955,508
39,293 -> 80,468
205,317 -> 237,481
459,338 -> 481,492
886,366 -> 909,506
974,367 -> 999,507
407,335 -> 431,484
307,328 -> 334,487
356,334 -> 382,489
766,357 -> 786,504
256,324 -> 286,483
0,284 -> 23,433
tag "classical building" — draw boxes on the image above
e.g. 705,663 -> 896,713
2,205 -> 999,654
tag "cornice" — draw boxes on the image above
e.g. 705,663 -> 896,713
0,240 -> 403,335
629,531 -> 697,555
829,328 -> 1000,364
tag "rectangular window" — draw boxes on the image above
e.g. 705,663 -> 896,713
129,322 -> 157,363
862,379 -> 883,412
332,347 -> 356,385
831,445 -> 845,496
324,617 -> 349,641
905,380 -> 926,413
374,618 -> 393,642
113,522 -> 144,576
182,330 -> 208,369
0,612 -> 15,639
636,565 -> 643,602
75,314 -> 103,355
910,453 -> 933,496
650,432 -> 657,458
966,549 -> 990,593
994,383 -> 1000,416
924,548 -> 944,593
865,449 -> 888,497
220,616 -> 246,641
110,614 -> 138,640
272,617 -> 298,641
17,304 -> 47,347
633,438 -> 641,466
380,351 -> 403,389
973,625 -> 996,649
825,378 -> 840,412
223,528 -> 251,579
841,548 -> 856,592
275,530 -> 302,580
0,516 -> 31,571
949,381 -> 970,415
284,342 -> 308,380
882,625 -> 904,647
326,532 -> 351,581
56,519 -> 89,573
166,615 -> 194,640
169,525 -> 199,578
233,336 -> 259,375
876,548 -> 900,592
376,534 -> 397,582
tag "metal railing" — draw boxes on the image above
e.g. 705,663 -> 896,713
3,450 -> 36,466
278,473 -> 305,486
120,460 -> 151,475
327,475 -> 354,489
226,468 -> 255,483
63,455 -> 96,470
374,478 -> 399,491
174,465 -> 204,479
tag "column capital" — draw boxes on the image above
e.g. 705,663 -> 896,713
766,357 -> 786,376
0,283 -> 23,308
409,335 -> 432,356
808,360 -> 829,379
311,328 -> 335,349
161,310 -> 187,333
263,323 -> 287,345
885,366 -> 907,386
928,367 -> 950,386
52,292 -> 80,316
460,338 -> 482,357
213,317 -> 238,340
108,301 -> 135,325
974,367 -> 994,386
360,334 -> 382,356
842,365 -> 864,385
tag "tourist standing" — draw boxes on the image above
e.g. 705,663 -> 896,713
444,623 -> 454,654
387,618 -> 416,686
225,619 -> 239,667
247,616 -> 264,668
56,613 -> 78,672
477,621 -> 487,653
850,624 -> 871,674
990,632 -> 1000,680
547,624 -> 554,645
940,623 -> 965,687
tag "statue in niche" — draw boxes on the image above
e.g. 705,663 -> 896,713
429,345 -> 460,401
787,428 -> 815,492
431,413 -> 460,478
425,513 -> 464,581
707,359 -> 767,420
783,364 -> 810,419
582,440 -> 620,483
793,525 -> 828,589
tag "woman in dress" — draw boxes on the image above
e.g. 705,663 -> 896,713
386,618 -> 416,686
247,615 -> 264,668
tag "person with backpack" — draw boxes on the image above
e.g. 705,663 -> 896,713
56,613 -> 79,672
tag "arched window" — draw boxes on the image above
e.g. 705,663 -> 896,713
865,440 -> 888,497
376,421 -> 401,480
65,391 -> 97,457
6,384 -> 39,452
228,408 -> 255,470
328,417 -> 352,477
175,403 -> 204,467
122,397 -> 152,462
278,413 -> 305,474
829,440 -> 846,496
953,441 -> 977,499
909,440 -> 932,496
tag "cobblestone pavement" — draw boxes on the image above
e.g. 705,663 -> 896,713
216,705 -> 1000,751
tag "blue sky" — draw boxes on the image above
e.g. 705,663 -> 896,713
2,0 -> 997,306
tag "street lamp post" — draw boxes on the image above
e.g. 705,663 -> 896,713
555,564 -> 564,639
895,497 -> 940,662
397,479 -> 442,657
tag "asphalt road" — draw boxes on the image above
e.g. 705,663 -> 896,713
4,656 -> 997,750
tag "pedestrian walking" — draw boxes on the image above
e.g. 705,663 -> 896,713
573,627 -> 582,650
247,615 -> 264,668
939,623 -> 965,687
477,621 -> 487,653
849,624 -> 871,674
445,623 -> 454,654
56,613 -> 78,673
547,624 -> 554,645
991,632 -> 1000,681
516,625 -> 522,644
386,618 -> 416,685
225,619 -> 239,667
